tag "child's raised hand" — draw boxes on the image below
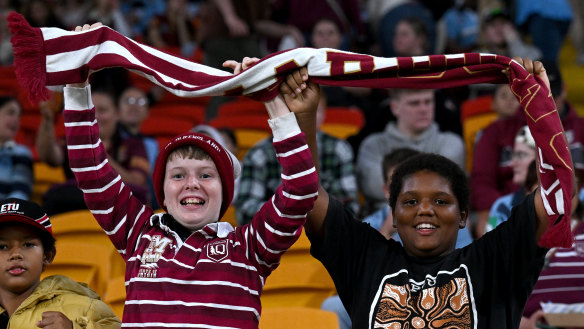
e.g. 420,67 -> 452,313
279,67 -> 320,118
223,57 -> 260,75
36,311 -> 73,329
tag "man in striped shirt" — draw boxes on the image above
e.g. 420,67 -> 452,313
63,25 -> 319,328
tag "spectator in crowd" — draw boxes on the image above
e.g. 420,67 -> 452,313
520,189 -> 584,329
234,95 -> 359,225
147,0 -> 196,57
217,127 -> 238,157
486,126 -> 537,232
117,85 -> 159,208
190,124 -> 241,202
357,88 -> 465,215
0,97 -> 33,201
21,0 -> 64,29
367,0 -> 436,57
311,18 -> 374,119
271,0 -> 364,49
323,147 -> 473,329
477,8 -> 542,61
119,0 -> 165,38
515,0 -> 573,63
235,93 -> 359,225
87,0 -> 132,37
364,148 -> 474,246
470,59 -> 584,237
60,27 -> 318,325
392,16 -> 429,57
442,0 -> 479,54
0,198 -> 121,328
0,9 -> 14,65
54,0 -> 90,30
36,86 -> 150,215
282,57 -> 564,327
117,86 -> 159,171
363,148 -> 421,239
490,83 -> 520,119
569,0 -> 584,65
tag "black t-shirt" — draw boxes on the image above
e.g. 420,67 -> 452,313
310,193 -> 548,329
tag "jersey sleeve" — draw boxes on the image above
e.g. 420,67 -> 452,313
63,85 -> 153,260
235,112 -> 319,278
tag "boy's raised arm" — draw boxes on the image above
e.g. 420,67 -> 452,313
279,68 -> 329,239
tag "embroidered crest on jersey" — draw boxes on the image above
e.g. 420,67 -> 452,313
207,240 -> 229,262
138,235 -> 172,278
371,268 -> 474,328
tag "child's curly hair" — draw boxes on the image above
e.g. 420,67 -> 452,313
389,153 -> 470,212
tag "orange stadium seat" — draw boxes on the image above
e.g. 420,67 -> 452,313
104,276 -> 126,320
463,112 -> 498,172
460,95 -> 493,121
259,307 -> 339,329
261,258 -> 336,308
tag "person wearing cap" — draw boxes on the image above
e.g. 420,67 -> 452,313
470,58 -> 584,238
477,8 -> 542,61
61,23 -> 319,328
0,96 -> 33,201
0,198 -> 121,328
485,126 -> 538,232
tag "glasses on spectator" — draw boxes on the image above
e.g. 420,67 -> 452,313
512,151 -> 532,161
123,97 -> 148,106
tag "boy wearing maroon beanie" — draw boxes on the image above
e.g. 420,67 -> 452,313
62,27 -> 319,328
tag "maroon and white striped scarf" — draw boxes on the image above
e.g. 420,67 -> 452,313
7,12 -> 574,248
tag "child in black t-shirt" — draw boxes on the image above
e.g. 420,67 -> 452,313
278,58 -> 569,328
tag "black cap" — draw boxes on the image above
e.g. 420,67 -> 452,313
0,198 -> 52,235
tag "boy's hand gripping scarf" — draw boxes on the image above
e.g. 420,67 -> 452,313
7,12 -> 574,248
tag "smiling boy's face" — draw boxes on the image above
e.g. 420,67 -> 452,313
393,170 -> 467,258
0,223 -> 54,296
163,153 -> 223,232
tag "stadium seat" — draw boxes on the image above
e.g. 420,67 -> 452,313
42,241 -> 118,295
104,276 -> 126,320
463,112 -> 498,172
261,258 -> 336,308
149,103 -> 206,126
141,116 -> 194,139
217,97 -> 265,118
232,129 -> 270,160
31,162 -> 66,204
460,95 -> 493,121
259,307 -> 339,329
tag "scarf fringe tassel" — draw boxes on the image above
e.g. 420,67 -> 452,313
7,12 -> 50,103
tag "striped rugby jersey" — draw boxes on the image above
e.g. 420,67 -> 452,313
63,86 -> 319,328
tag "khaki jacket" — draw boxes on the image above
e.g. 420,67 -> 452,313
0,275 -> 120,329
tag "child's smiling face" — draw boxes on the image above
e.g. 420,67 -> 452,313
0,223 -> 53,296
163,155 -> 223,231
393,170 -> 467,258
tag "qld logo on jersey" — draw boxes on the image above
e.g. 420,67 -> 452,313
207,240 -> 229,262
